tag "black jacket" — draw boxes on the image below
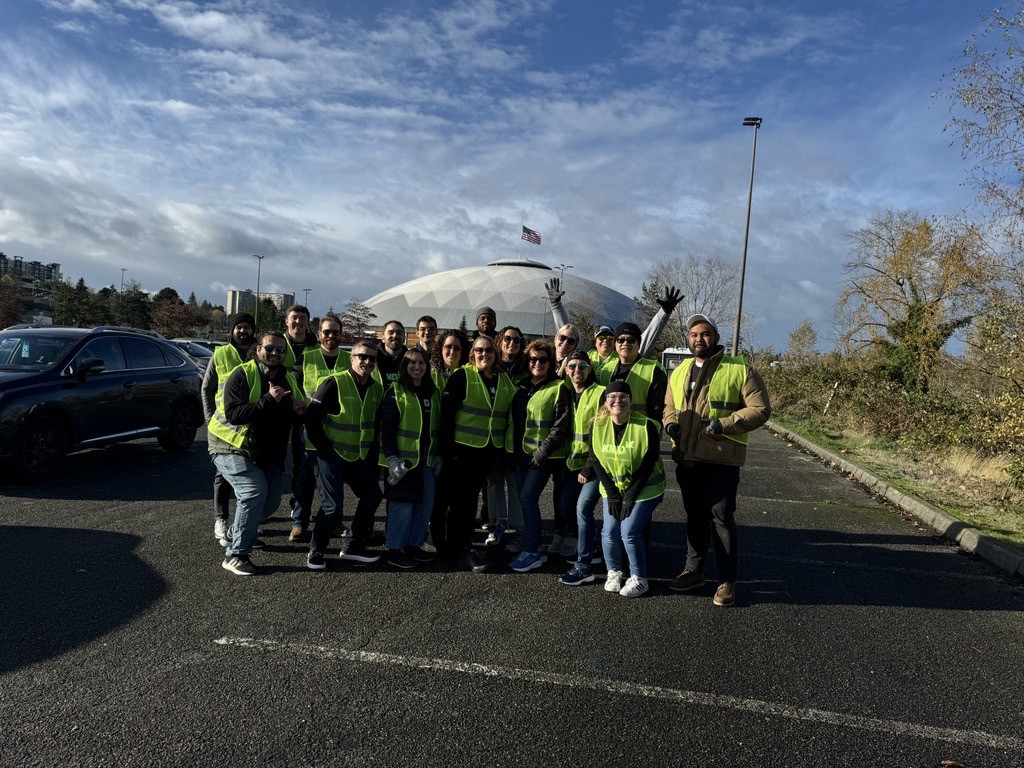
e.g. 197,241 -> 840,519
222,361 -> 299,467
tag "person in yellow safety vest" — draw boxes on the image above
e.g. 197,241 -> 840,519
437,334 -> 514,573
506,339 -> 573,573
288,312 -> 353,544
201,312 -> 255,547
588,325 -> 616,370
589,380 -> 665,598
210,332 -> 307,576
663,314 -> 771,608
429,329 -> 469,392
598,321 -> 668,425
281,304 -> 320,544
558,349 -> 606,586
303,340 -> 386,569
378,348 -> 443,570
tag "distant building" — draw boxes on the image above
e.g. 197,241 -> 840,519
227,289 -> 295,316
0,254 -> 62,283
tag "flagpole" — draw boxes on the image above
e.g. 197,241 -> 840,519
518,224 -> 523,259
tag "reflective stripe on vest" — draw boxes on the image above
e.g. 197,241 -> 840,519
323,372 -> 383,461
567,383 -> 605,470
454,367 -> 515,448
212,344 -> 245,420
519,379 -> 568,458
669,355 -> 749,446
207,360 -> 303,448
592,412 -> 665,503
377,383 -> 440,469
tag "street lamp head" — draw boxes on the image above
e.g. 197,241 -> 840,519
743,117 -> 763,128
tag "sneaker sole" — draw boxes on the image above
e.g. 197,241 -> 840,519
620,587 -> 649,598
604,583 -> 622,593
388,560 -> 416,569
560,574 -> 596,586
307,562 -> 327,571
218,537 -> 230,548
713,596 -> 735,607
669,579 -> 705,593
511,557 -> 547,573
339,554 -> 381,564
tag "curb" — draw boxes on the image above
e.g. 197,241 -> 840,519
765,420 -> 1024,579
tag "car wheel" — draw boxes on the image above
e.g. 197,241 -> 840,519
13,415 -> 69,479
158,402 -> 198,452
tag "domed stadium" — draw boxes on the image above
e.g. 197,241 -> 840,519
363,259 -> 639,336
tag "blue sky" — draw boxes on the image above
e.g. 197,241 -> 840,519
0,0 -> 996,348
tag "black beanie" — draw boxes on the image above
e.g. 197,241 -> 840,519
567,349 -> 590,363
614,322 -> 641,339
605,379 -> 632,398
230,312 -> 256,331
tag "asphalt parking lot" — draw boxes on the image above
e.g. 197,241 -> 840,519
2,431 -> 1023,767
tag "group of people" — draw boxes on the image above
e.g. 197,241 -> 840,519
201,278 -> 770,605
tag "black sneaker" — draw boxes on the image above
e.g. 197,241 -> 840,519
387,549 -> 416,569
222,554 -> 256,576
339,540 -> 381,564
459,548 -> 490,573
307,551 -> 327,571
669,570 -> 705,592
405,545 -> 436,564
250,538 -> 267,550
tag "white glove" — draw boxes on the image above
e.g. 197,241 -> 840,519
387,457 -> 410,486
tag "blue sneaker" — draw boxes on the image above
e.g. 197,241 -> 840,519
510,551 -> 547,573
559,565 -> 595,586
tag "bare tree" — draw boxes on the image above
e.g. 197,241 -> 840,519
638,253 -> 739,347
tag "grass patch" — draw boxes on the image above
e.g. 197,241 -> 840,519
772,415 -> 1024,552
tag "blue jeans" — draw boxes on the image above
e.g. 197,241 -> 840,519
574,477 -> 601,572
311,454 -> 384,553
213,453 -> 283,557
515,458 -> 554,554
602,495 -> 662,579
386,470 -> 435,550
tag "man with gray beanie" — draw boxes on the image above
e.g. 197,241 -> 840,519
662,313 -> 770,607
473,306 -> 496,339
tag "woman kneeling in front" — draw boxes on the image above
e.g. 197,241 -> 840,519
589,380 -> 665,597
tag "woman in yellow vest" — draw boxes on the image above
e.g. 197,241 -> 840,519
506,339 -> 573,572
590,380 -> 665,598
429,329 -> 469,390
379,348 -> 442,570
558,349 -> 605,586
437,334 -> 514,572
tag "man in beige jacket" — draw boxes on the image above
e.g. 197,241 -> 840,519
663,314 -> 771,607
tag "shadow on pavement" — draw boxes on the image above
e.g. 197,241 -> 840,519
0,526 -> 167,674
646,520 -> 1023,611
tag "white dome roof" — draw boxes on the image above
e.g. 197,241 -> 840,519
363,260 -> 639,336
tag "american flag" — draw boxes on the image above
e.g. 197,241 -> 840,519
521,225 -> 541,245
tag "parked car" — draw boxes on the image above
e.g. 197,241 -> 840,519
0,326 -> 204,479
173,337 -> 227,353
169,339 -> 214,371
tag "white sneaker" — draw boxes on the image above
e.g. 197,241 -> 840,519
619,575 -> 649,598
214,518 -> 228,540
546,533 -> 565,554
559,536 -> 578,558
604,569 -> 624,593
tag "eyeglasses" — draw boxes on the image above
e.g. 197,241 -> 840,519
606,395 -> 630,404
320,329 -> 339,337
262,345 -> 286,354
502,336 -> 523,344
566,362 -> 590,370
615,336 -> 638,344
353,353 -> 377,362
528,357 -> 549,365
556,334 -> 578,345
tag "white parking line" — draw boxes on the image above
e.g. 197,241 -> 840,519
215,636 -> 1023,751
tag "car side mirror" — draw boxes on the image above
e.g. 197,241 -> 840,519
76,357 -> 106,378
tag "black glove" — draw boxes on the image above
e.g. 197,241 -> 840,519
606,497 -> 624,520
546,278 -> 564,304
665,422 -> 680,442
705,418 -> 723,436
656,286 -> 683,314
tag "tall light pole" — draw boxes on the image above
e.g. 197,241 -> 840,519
120,268 -> 126,323
732,116 -> 762,356
557,263 -> 573,280
303,288 -> 311,306
253,254 -> 265,330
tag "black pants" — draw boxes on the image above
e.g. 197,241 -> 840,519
289,424 -> 316,528
213,471 -> 234,520
676,462 -> 740,583
311,454 -> 383,553
440,444 -> 496,555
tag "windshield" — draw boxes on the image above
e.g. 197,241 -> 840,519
0,335 -> 79,372
179,342 -> 213,357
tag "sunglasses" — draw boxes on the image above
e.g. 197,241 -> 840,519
556,334 -> 578,345
473,348 -> 495,355
566,362 -> 590,370
320,329 -> 339,337
262,345 -> 286,354
528,357 -> 549,365
443,344 -> 462,352
502,336 -> 523,344
353,353 -> 377,362
615,336 -> 638,344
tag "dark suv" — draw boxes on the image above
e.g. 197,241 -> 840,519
0,326 -> 204,479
